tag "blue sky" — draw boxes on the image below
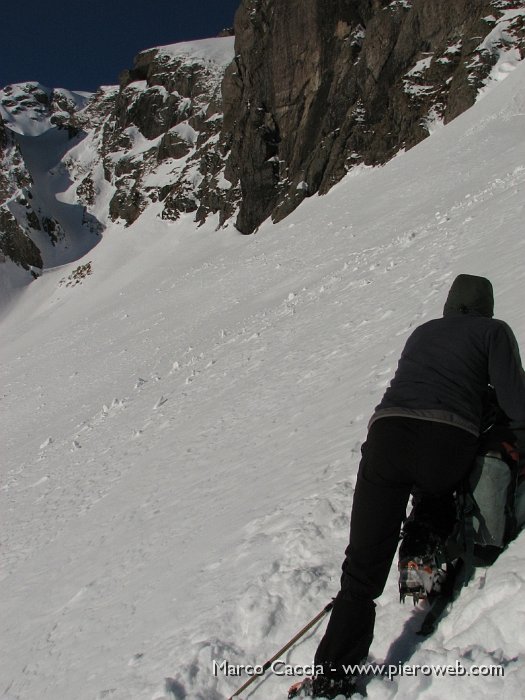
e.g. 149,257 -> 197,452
1,0 -> 240,92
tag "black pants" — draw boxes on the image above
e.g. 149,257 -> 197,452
314,417 -> 478,677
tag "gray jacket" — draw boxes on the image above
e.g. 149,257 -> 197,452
370,275 -> 525,436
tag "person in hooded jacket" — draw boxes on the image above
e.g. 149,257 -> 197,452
292,274 -> 525,699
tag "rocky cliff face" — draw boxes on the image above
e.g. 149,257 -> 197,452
0,83 -> 98,275
1,3 -> 524,282
99,37 -> 237,226
0,95 -> 42,272
223,0 -> 525,232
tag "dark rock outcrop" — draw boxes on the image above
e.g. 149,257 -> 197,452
0,116 -> 32,201
0,114 -> 42,274
0,208 -> 43,272
0,120 -> 9,203
223,0 -> 525,233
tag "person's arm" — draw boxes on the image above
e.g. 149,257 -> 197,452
489,321 -> 525,423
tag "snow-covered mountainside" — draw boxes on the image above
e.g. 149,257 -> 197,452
2,2 -> 525,295
1,42 -> 525,700
0,37 -> 236,303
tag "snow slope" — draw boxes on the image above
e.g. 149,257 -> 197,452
1,58 -> 525,700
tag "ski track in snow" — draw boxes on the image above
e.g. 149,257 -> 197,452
1,63 -> 525,700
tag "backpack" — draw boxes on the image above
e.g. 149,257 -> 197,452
398,419 -> 521,602
453,439 -> 519,569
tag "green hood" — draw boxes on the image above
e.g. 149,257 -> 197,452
443,274 -> 494,318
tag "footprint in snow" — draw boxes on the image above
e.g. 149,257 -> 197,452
185,370 -> 197,384
100,398 -> 126,417
153,396 -> 168,410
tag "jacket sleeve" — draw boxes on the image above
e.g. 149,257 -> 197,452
488,321 -> 525,423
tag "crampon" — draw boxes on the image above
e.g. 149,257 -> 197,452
288,675 -> 357,699
398,554 -> 449,603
